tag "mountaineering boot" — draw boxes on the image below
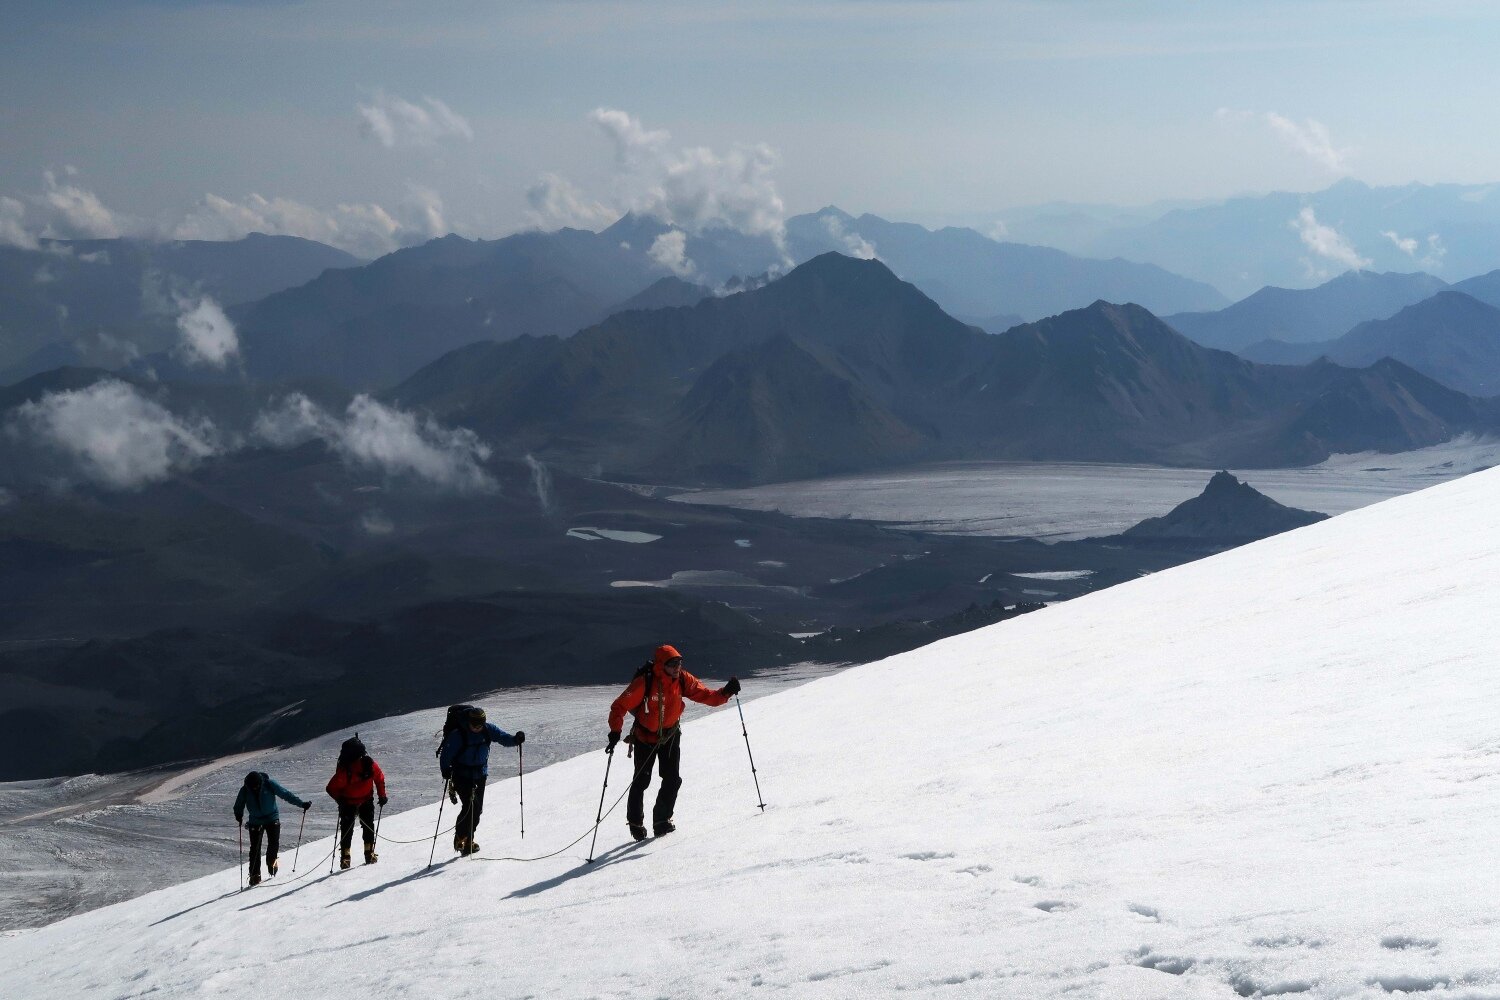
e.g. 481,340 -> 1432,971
461,840 -> 480,856
454,835 -> 467,855
628,823 -> 648,842
340,848 -> 352,870
364,844 -> 378,865
248,873 -> 261,887
654,820 -> 676,837
268,858 -> 279,877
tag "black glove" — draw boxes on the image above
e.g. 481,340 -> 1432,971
448,785 -> 459,804
301,801 -> 311,811
606,730 -> 621,754
514,730 -> 525,745
722,676 -> 741,697
378,796 -> 388,807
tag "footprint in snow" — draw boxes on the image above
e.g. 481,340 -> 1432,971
1012,874 -> 1042,886
1380,935 -> 1439,951
1034,900 -> 1075,913
1127,903 -> 1161,921
899,851 -> 956,861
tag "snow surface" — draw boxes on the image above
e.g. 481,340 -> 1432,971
7,467 -> 1500,998
566,527 -> 663,543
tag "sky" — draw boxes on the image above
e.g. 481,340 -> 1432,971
3,0 -> 1498,256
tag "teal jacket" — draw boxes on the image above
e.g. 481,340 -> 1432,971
233,773 -> 309,826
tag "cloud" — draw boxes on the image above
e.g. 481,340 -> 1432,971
1382,230 -> 1446,270
40,169 -> 125,238
357,90 -> 474,148
173,185 -> 447,258
0,196 -> 37,249
1291,206 -> 1370,276
524,173 -> 618,231
820,212 -> 877,260
11,380 -> 221,489
174,296 -> 239,368
254,393 -> 494,492
530,109 -> 787,253
359,509 -> 395,535
0,486 -> 12,508
1216,109 -> 1349,173
648,229 -> 695,278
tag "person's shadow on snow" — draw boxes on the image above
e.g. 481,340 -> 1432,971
327,856 -> 459,907
505,840 -> 651,900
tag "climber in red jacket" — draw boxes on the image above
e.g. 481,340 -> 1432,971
607,644 -> 740,841
325,734 -> 388,868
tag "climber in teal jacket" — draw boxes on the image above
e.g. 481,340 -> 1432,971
233,771 -> 311,885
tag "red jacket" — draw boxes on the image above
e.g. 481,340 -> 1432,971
325,758 -> 387,805
609,647 -> 730,744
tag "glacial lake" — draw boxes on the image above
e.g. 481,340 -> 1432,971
673,438 -> 1500,540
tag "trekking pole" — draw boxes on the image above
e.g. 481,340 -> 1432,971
735,696 -> 766,811
374,801 -> 384,841
586,749 -> 615,863
237,822 -> 244,891
467,785 -> 477,861
427,779 -> 449,869
518,743 -> 526,840
291,808 -> 307,872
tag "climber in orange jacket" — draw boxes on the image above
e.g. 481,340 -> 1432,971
607,644 -> 740,841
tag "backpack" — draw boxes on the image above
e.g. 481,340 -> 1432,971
437,704 -> 479,761
338,734 -> 373,779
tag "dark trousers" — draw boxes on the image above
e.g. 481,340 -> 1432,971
453,774 -> 487,843
337,800 -> 375,851
627,729 -> 682,829
247,822 -> 280,877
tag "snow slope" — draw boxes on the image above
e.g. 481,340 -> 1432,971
6,468 -> 1500,998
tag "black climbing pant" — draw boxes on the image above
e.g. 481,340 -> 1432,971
627,728 -> 682,830
247,821 -> 280,878
453,774 -> 487,842
338,800 -> 376,851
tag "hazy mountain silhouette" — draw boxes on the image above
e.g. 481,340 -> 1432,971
1239,291 -> 1500,397
0,233 -> 358,378
1166,270 -> 1449,352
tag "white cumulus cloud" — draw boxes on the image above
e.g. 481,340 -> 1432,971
357,90 -> 473,148
40,169 -> 125,238
173,186 -> 447,259
174,296 -> 239,368
648,230 -> 696,278
529,109 -> 787,254
1292,206 -> 1370,276
524,173 -> 619,231
820,213 -> 877,260
1382,230 -> 1446,270
254,393 -> 494,492
0,196 -> 37,249
1216,109 -> 1350,173
11,380 -> 221,489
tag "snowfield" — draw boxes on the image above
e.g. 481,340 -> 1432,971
5,468 -> 1500,998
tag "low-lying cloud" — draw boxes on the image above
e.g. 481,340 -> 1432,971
0,196 -> 37,249
357,90 -> 474,148
1292,206 -> 1370,276
173,186 -> 447,259
524,173 -> 618,231
174,296 -> 240,368
1217,109 -> 1349,173
1382,229 -> 1445,270
11,379 -> 221,489
820,213 -> 877,260
255,394 -> 494,492
648,230 -> 695,278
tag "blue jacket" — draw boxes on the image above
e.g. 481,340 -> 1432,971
233,773 -> 309,826
440,723 -> 518,779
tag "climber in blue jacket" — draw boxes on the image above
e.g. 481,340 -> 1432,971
233,771 -> 311,885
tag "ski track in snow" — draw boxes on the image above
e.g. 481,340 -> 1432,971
6,468 -> 1500,997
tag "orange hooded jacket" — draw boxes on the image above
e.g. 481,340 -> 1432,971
608,645 -> 730,744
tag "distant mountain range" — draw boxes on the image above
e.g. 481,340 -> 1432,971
390,253 -> 1500,485
0,233 -> 358,381
1240,291 -> 1500,397
1166,270 -> 1450,352
1026,179 -> 1500,300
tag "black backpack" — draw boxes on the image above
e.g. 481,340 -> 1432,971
338,734 -> 373,778
436,704 -> 479,760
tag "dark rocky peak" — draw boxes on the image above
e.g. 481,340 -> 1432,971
1118,471 -> 1327,548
